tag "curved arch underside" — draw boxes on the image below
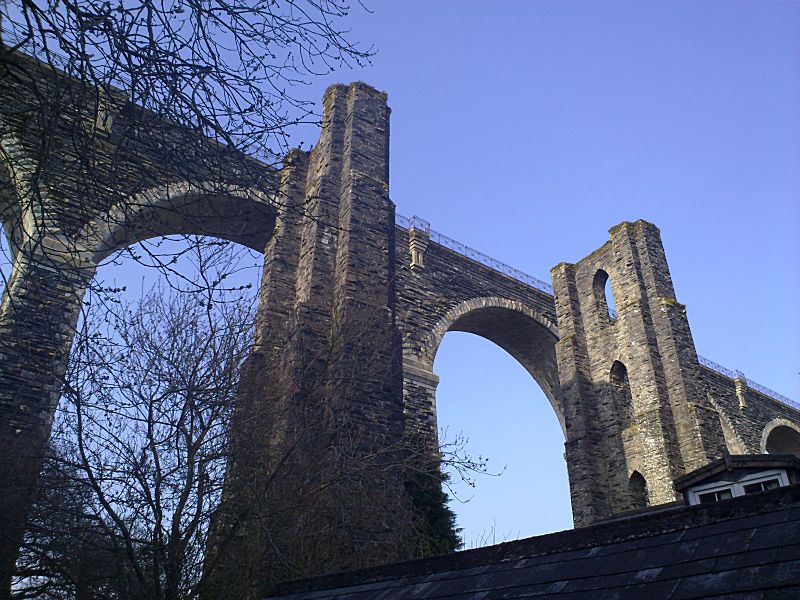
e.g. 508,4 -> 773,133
437,304 -> 564,432
0,167 -> 21,257
88,186 -> 278,263
763,422 -> 800,457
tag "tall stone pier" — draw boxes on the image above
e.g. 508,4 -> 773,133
550,221 -> 726,525
207,83 -> 413,597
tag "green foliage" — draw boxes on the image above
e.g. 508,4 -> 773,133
406,460 -> 462,557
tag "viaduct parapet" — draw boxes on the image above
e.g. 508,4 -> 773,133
1,50 -> 798,594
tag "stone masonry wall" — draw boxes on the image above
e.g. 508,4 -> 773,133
700,367 -> 800,454
394,226 -> 561,444
551,220 -> 726,525
0,49 -> 282,588
211,82 -> 414,598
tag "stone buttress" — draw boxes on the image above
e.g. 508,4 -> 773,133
209,83 -> 411,597
551,220 -> 725,525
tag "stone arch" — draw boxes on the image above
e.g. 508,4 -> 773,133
761,419 -> 800,457
0,176 -> 279,581
82,181 -> 279,263
609,360 -> 634,427
627,471 -> 649,509
419,296 -> 559,362
0,129 -> 52,260
413,296 -> 563,432
592,268 -> 616,320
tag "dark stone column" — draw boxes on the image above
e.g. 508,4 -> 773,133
550,220 -> 726,524
602,222 -> 678,506
217,83 -> 413,597
0,246 -> 93,592
401,357 -> 440,448
204,149 -> 309,598
627,221 -> 724,470
550,262 -> 609,526
328,82 -> 410,561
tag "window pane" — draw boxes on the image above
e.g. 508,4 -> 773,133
698,488 -> 732,504
698,492 -> 718,504
743,479 -> 781,495
743,482 -> 762,494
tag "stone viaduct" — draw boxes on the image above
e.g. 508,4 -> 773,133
1,49 -> 799,592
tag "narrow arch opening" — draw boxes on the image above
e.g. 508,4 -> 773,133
627,471 -> 649,510
593,269 -> 617,321
765,425 -> 800,457
434,331 -> 571,548
610,360 -> 634,427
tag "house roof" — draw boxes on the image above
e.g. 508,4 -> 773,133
673,453 -> 800,493
266,484 -> 800,599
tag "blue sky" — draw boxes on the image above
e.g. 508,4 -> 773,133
282,1 -> 800,546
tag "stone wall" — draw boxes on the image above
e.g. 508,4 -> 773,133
394,228 -> 561,443
700,367 -> 800,454
209,82 -> 415,598
0,49 -> 282,589
551,220 -> 725,525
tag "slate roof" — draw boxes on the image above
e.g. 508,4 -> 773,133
267,485 -> 800,599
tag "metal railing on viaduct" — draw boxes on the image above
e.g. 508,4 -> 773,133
396,212 -> 800,413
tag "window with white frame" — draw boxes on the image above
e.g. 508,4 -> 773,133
686,470 -> 789,506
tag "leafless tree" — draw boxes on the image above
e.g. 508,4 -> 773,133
0,5 -> 485,594
0,1 -> 375,587
12,241 -> 258,600
1,0 -> 372,159
9,237 -> 484,599
0,0 -> 375,285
